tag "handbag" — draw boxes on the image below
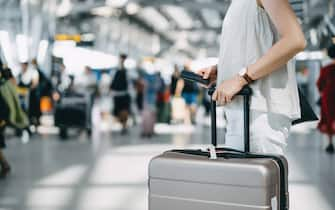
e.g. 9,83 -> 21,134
292,88 -> 319,125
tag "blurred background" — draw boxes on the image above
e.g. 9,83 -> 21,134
0,0 -> 334,210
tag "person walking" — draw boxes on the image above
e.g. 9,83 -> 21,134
197,0 -> 306,154
317,45 -> 335,154
0,65 -> 29,178
170,65 -> 180,96
110,54 -> 131,135
178,65 -> 199,124
17,62 -> 40,126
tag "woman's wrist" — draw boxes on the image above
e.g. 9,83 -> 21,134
236,74 -> 248,87
238,67 -> 254,85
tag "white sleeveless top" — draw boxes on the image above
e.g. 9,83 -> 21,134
217,0 -> 301,119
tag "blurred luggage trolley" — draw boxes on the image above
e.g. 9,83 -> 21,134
54,91 -> 92,139
148,72 -> 289,210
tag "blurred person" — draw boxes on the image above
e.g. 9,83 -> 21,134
52,63 -> 72,102
317,45 -> 335,154
75,66 -> 97,107
177,65 -> 199,124
197,0 -> 306,154
141,70 -> 161,138
32,59 -> 53,114
17,62 -> 40,126
156,72 -> 171,123
296,66 -> 309,97
134,64 -> 146,112
170,65 -> 180,96
110,54 -> 131,135
0,65 -> 29,178
56,63 -> 72,92
31,59 -> 52,97
75,66 -> 97,92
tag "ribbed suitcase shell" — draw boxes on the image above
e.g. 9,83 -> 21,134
149,151 -> 288,210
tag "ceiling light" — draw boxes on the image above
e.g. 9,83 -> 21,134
162,5 -> 193,29
91,6 -> 116,17
56,0 -> 72,17
126,2 -> 140,15
106,0 -> 128,8
138,7 -> 169,31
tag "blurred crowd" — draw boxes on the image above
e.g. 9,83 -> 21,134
0,54 -> 211,178
1,45 -> 335,179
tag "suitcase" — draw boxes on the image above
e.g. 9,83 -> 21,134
141,108 -> 156,136
55,93 -> 92,129
148,86 -> 289,210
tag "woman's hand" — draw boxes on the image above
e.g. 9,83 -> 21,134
196,65 -> 217,87
212,75 -> 247,105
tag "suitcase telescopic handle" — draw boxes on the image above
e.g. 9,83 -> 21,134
208,85 -> 252,153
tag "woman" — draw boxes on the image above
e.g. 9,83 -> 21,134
198,0 -> 306,154
317,45 -> 335,154
110,54 -> 131,135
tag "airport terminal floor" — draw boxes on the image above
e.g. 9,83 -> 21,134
0,120 -> 334,210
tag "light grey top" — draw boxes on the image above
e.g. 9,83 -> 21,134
217,0 -> 300,119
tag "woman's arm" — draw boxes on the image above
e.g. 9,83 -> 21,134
248,0 -> 306,80
175,79 -> 184,97
213,0 -> 306,104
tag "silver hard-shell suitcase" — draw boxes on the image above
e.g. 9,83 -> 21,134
148,83 -> 289,210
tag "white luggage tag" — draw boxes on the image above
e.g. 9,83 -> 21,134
208,145 -> 217,160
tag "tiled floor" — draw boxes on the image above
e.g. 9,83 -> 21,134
0,123 -> 334,210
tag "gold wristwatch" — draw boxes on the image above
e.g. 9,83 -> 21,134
238,67 -> 254,84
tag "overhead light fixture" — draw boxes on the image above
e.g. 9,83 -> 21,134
138,7 -> 170,32
37,40 -> 49,66
296,51 -> 325,61
16,34 -> 29,63
81,33 -> 96,42
0,30 -> 15,70
162,5 -> 193,29
91,6 -> 116,17
126,2 -> 140,15
56,0 -> 72,17
106,0 -> 128,8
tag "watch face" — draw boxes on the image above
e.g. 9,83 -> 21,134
239,67 -> 247,76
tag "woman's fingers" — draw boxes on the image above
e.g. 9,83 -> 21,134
212,90 -> 218,101
196,68 -> 211,79
219,90 -> 226,105
196,69 -> 204,76
203,68 -> 211,79
226,94 -> 233,103
212,86 -> 234,106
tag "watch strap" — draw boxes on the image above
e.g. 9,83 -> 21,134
242,73 -> 254,84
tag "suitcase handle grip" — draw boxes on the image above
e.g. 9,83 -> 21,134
208,85 -> 252,153
208,85 -> 252,97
